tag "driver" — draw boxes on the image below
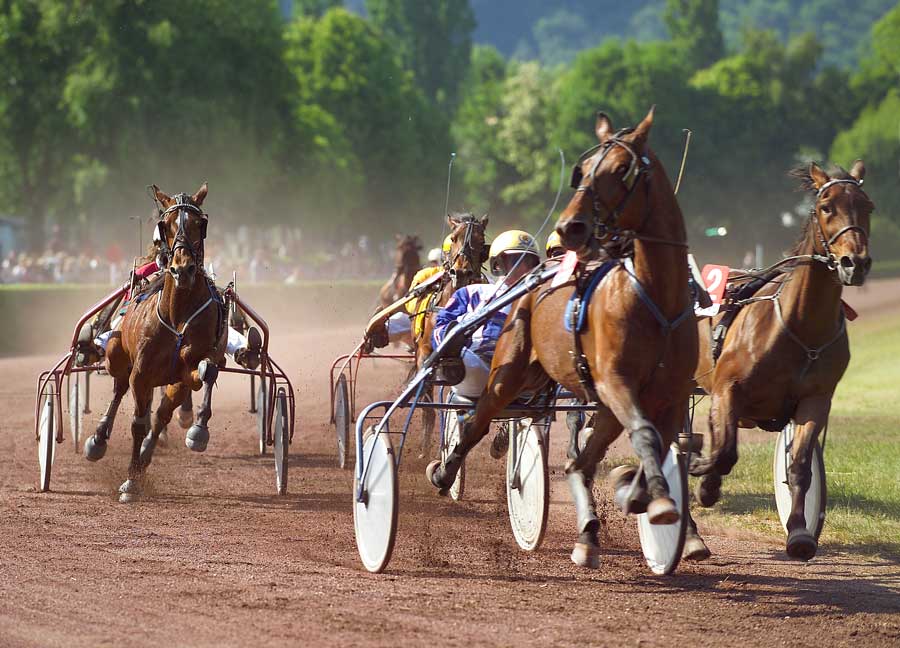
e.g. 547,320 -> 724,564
431,230 -> 540,399
76,226 -> 261,370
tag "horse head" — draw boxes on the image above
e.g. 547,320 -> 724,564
800,161 -> 873,286
153,182 -> 209,290
445,212 -> 489,289
394,234 -> 422,270
556,106 -> 656,257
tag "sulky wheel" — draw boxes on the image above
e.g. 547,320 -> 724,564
38,392 -> 57,492
506,420 -> 549,551
353,431 -> 398,573
273,387 -> 289,495
636,445 -> 688,575
67,373 -> 85,453
773,422 -> 827,540
442,411 -> 466,501
256,375 -> 268,455
334,374 -> 351,469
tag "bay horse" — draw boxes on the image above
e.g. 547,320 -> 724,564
413,212 -> 489,454
378,234 -> 422,308
687,160 -> 872,561
83,183 -> 227,503
427,107 -> 699,568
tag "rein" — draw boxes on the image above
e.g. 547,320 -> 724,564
155,278 -> 220,377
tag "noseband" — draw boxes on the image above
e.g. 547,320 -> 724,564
156,193 -> 208,269
810,179 -> 869,270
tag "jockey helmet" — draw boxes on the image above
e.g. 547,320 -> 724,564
546,231 -> 565,258
427,247 -> 442,264
489,230 -> 539,276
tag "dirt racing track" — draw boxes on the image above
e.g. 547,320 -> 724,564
2,285 -> 899,647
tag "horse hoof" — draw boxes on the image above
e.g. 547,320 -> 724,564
118,479 -> 141,503
683,536 -> 712,561
177,408 -> 193,430
425,460 -> 449,496
185,425 -> 209,452
786,528 -> 817,562
609,465 -> 649,515
695,473 -> 722,508
570,542 -> 601,569
647,497 -> 680,525
84,436 -> 107,462
489,427 -> 509,460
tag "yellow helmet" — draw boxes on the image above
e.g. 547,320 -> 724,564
441,234 -> 453,255
489,230 -> 539,275
546,231 -> 564,257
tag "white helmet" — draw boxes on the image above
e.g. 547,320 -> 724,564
427,247 -> 442,264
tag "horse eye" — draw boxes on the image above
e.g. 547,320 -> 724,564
821,205 -> 832,216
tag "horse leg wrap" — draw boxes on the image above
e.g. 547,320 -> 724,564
566,470 -> 598,535
629,425 -> 669,500
198,360 -> 218,385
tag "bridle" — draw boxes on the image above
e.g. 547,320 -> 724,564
155,193 -> 208,270
445,218 -> 488,289
570,130 -> 687,255
808,178 -> 869,271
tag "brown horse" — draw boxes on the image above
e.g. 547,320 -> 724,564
688,160 -> 872,561
414,212 -> 489,453
83,183 -> 227,503
379,234 -> 422,307
427,107 -> 698,568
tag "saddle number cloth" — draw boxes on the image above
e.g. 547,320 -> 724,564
696,264 -> 730,317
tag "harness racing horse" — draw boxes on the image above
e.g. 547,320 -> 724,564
688,160 -> 872,561
427,107 -> 698,568
83,183 -> 227,503
414,213 -> 489,454
379,235 -> 422,308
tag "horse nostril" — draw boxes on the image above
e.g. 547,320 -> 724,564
559,220 -> 589,249
839,256 -> 854,270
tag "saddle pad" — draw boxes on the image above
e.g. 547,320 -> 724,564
564,260 -> 618,333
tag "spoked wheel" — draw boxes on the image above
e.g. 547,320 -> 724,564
38,392 -> 57,492
273,388 -> 289,495
353,431 -> 398,573
256,375 -> 268,455
67,373 -> 84,453
334,374 -> 351,469
442,411 -> 466,501
774,422 -> 827,539
636,445 -> 688,575
506,420 -> 549,551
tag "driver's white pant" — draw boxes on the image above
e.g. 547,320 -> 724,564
453,348 -> 491,399
386,312 -> 412,345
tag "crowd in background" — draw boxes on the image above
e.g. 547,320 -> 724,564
0,225 -> 401,286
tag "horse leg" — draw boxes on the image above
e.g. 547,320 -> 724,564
185,359 -> 218,452
84,374 -> 129,461
177,389 -> 194,429
566,406 -> 621,569
119,378 -> 153,503
419,385 -> 435,458
690,385 -> 740,507
784,396 -> 830,561
140,383 -> 188,469
597,379 -> 679,524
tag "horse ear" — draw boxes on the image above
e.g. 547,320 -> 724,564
631,105 -> 655,152
809,162 -> 830,190
192,182 -> 208,206
447,214 -> 459,228
152,184 -> 172,207
480,214 -> 489,228
849,159 -> 866,183
595,112 -> 613,143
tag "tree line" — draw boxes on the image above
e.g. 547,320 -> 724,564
0,0 -> 898,263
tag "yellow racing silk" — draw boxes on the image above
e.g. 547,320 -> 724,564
405,266 -> 443,339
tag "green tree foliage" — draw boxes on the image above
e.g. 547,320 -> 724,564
365,0 -> 475,110
284,8 -> 447,234
0,1 -> 78,244
664,0 -> 724,69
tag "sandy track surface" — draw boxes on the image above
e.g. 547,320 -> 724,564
2,286 -> 899,647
